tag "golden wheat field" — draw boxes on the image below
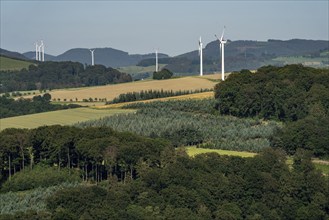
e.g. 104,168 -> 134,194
22,75 -> 221,102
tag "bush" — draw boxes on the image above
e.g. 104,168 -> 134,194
1,165 -> 82,192
153,68 -> 173,80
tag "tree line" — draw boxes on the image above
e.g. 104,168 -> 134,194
107,89 -> 211,104
0,61 -> 132,93
0,126 -> 171,187
153,69 -> 173,80
0,93 -> 80,119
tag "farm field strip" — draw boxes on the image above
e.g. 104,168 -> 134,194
186,146 -> 257,158
96,91 -> 214,109
0,108 -> 135,130
20,75 -> 218,101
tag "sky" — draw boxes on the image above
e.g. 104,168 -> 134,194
0,0 -> 328,56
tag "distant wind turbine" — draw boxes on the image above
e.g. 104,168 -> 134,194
155,49 -> 158,72
41,41 -> 45,62
38,41 -> 43,62
215,26 -> 227,81
90,49 -> 95,66
35,42 -> 39,61
198,37 -> 203,76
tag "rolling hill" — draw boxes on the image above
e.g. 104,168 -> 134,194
24,47 -> 169,68
161,39 -> 329,74
0,48 -> 29,60
0,56 -> 34,71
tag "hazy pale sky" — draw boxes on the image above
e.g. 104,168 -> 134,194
1,0 -> 328,56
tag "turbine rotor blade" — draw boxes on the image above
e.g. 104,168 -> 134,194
220,26 -> 226,41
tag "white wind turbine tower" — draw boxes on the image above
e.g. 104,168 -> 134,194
38,41 -> 43,62
90,49 -> 95,66
35,42 -> 39,61
41,41 -> 45,61
198,37 -> 203,76
215,26 -> 227,81
155,49 -> 158,72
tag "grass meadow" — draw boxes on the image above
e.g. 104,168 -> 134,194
185,146 -> 257,158
0,108 -> 135,131
0,56 -> 34,71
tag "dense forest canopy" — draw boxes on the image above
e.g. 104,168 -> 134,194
215,64 -> 329,121
0,61 -> 132,92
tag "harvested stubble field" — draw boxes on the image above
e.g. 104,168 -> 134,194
0,108 -> 135,131
22,75 -> 220,102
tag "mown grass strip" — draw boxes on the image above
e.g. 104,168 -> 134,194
185,146 -> 257,158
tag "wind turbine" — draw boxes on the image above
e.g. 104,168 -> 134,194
35,42 -> 39,61
41,41 -> 45,62
215,26 -> 227,81
198,37 -> 203,76
155,49 -> 158,72
38,41 -> 43,62
90,49 -> 95,66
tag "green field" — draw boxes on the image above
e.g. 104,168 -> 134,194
0,56 -> 34,71
272,55 -> 329,68
0,107 -> 135,130
185,146 -> 257,158
117,64 -> 167,75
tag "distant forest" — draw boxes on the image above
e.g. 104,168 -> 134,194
0,61 -> 132,93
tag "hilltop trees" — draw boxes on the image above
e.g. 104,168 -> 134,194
215,64 -> 329,121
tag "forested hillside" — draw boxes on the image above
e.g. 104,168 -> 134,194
0,61 -> 132,92
0,136 -> 328,219
0,64 -> 328,219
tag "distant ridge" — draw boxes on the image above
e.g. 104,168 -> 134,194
24,47 -> 169,68
3,38 -> 328,73
0,48 -> 29,60
164,39 -> 329,73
